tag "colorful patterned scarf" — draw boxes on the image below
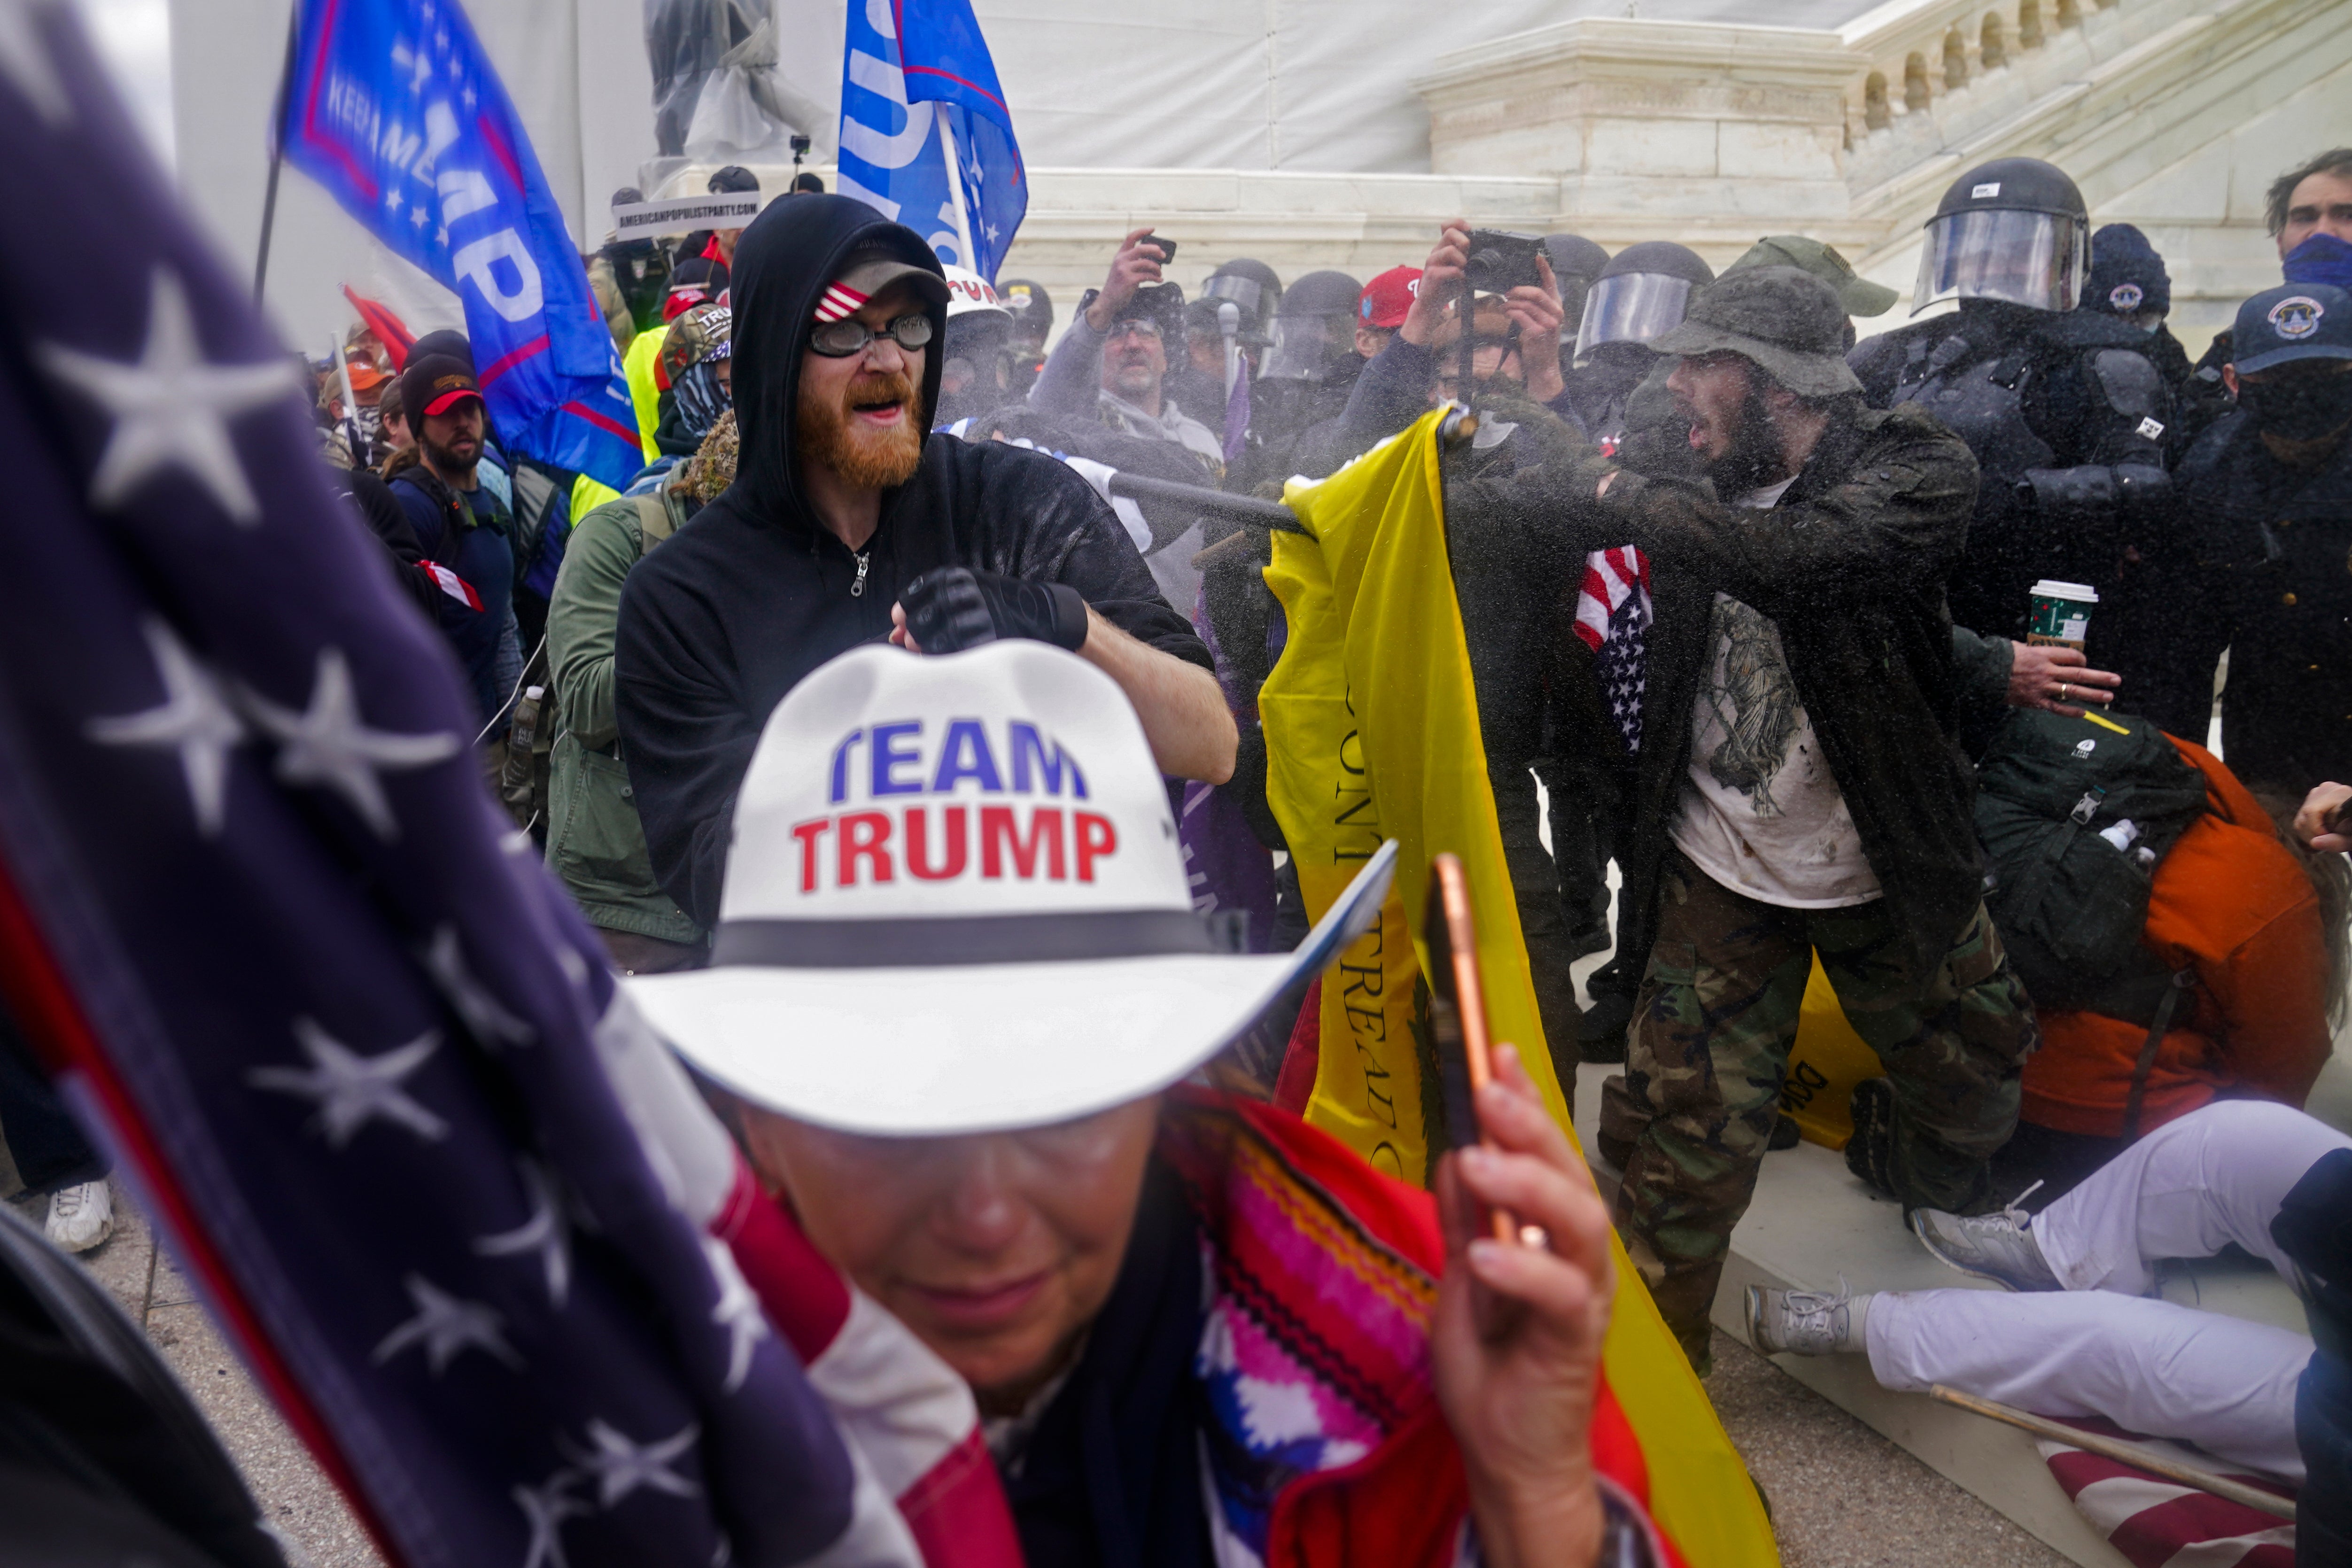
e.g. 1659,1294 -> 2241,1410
1159,1100 -> 1445,1564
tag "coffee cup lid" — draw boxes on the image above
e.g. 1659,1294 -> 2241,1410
2028,579 -> 2098,602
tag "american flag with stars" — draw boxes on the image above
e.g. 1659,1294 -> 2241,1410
0,6 -> 1019,1567
1572,545 -> 1651,754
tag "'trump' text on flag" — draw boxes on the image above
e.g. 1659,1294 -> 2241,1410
279,0 -> 643,490
837,0 -> 1026,282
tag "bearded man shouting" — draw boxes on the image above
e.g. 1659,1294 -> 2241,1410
617,198 -> 1234,932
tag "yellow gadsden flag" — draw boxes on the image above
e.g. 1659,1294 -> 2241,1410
1258,409 -> 1779,1568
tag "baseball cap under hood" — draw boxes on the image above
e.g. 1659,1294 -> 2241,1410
723,194 -> 950,526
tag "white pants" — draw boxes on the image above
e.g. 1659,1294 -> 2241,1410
1864,1100 -> 2351,1481
1866,1289 -> 2314,1479
2033,1099 -> 2352,1296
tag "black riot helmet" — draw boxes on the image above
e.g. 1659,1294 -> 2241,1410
1263,269 -> 1364,380
1543,233 -> 1609,285
1544,233 -> 1610,334
1915,157 -> 2090,315
1202,258 -> 1282,345
1573,241 -> 1714,364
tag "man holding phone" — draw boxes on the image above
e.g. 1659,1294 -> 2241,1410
1026,227 -> 1226,477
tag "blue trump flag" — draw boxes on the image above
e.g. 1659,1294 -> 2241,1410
279,0 -> 641,489
837,0 -> 1025,282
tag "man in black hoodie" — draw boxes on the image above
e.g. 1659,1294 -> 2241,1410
616,197 -> 1234,929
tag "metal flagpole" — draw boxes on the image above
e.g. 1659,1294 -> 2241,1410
253,0 -> 301,300
329,334 -> 358,452
937,114 -> 978,272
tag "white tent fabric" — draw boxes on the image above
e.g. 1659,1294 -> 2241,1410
770,0 -> 1883,176
171,0 -> 1886,345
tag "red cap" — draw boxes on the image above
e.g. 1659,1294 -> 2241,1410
399,352 -> 482,421
1358,267 -> 1422,330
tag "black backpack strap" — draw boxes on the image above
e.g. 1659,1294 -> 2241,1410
392,468 -> 468,571
2121,967 -> 2198,1141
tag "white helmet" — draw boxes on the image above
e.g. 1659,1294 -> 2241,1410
941,264 -> 1011,322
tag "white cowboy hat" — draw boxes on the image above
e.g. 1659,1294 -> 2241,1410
626,640 -> 1394,1137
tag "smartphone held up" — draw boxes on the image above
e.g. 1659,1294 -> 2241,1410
1425,853 -> 1528,1249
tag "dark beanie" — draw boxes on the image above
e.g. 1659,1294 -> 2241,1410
708,165 -> 760,194
2086,223 -> 2171,318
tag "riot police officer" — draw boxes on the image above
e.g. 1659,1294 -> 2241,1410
1544,233 -> 1611,383
1159,259 -> 1280,450
1231,269 -> 1365,491
2124,282 -> 2352,793
1849,158 -> 2173,649
1564,241 -> 1714,449
1201,257 -> 1283,347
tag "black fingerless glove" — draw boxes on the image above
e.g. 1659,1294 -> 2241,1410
900,567 -> 1089,655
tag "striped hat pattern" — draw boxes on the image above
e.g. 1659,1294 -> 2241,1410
815,281 -> 870,324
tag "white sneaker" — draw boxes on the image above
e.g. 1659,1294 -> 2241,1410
44,1180 -> 113,1254
1744,1281 -> 1865,1357
1909,1182 -> 2061,1292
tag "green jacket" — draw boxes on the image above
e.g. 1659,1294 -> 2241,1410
544,486 -> 704,945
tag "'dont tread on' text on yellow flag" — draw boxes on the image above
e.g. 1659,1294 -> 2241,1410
1257,408 -> 1779,1568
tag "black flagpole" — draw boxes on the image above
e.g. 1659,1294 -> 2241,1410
252,0 -> 301,301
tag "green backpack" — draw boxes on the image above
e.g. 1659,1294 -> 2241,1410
1974,708 -> 2210,1018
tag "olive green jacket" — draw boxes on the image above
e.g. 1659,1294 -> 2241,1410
544,486 -> 704,945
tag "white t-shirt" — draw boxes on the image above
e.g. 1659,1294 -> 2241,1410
1667,476 -> 1884,908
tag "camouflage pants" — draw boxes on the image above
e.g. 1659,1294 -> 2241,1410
1614,851 -> 2037,1370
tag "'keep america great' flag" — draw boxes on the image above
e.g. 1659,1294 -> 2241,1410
0,7 -> 1021,1567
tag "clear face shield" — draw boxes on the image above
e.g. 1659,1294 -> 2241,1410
1912,209 -> 2088,313
1202,273 -> 1270,333
940,313 -> 1012,398
1572,273 -> 1694,364
1262,313 -> 1354,380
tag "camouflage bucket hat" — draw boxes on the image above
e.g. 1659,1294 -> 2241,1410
1727,235 -> 1898,318
1651,266 -> 1863,399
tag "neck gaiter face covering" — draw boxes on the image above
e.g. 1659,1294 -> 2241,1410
2283,233 -> 2352,293
2240,368 -> 2352,443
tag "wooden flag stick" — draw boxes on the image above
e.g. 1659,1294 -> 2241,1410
1926,1384 -> 2297,1521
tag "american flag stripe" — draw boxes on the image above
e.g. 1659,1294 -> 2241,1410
1573,545 -> 1648,652
2039,1429 -> 2297,1568
814,282 -> 870,323
667,1056 -> 1022,1568
0,7 -> 990,1565
420,560 -> 482,611
1576,544 -> 1652,754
